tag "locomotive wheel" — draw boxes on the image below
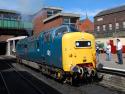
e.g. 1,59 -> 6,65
55,70 -> 63,80
69,77 -> 73,85
90,70 -> 96,82
70,73 -> 78,85
17,58 -> 22,64
16,58 -> 19,63
95,72 -> 103,81
57,71 -> 61,79
62,76 -> 74,85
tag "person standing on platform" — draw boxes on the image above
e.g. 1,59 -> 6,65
116,39 -> 123,64
106,41 -> 112,61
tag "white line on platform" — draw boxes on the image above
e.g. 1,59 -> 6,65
103,67 -> 125,72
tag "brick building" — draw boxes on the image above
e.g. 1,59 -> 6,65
33,7 -> 80,35
77,17 -> 94,33
94,5 -> 125,38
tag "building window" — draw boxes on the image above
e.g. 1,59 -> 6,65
64,18 -> 70,24
53,10 -> 61,14
0,14 -> 3,19
109,24 -> 112,30
103,25 -> 106,31
3,14 -> 11,20
123,21 -> 125,28
97,17 -> 103,22
63,18 -> 76,26
97,26 -> 100,32
47,10 -> 54,17
115,23 -> 119,29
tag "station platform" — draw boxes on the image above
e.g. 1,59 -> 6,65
0,55 -> 16,60
97,53 -> 125,72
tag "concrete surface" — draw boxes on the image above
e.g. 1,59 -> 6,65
98,53 -> 125,71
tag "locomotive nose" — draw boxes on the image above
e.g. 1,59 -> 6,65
62,32 -> 96,72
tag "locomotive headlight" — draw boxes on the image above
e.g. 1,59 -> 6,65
76,42 -> 79,46
88,42 -> 91,46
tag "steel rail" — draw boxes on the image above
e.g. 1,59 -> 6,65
0,72 -> 10,94
97,68 -> 125,77
7,64 -> 44,94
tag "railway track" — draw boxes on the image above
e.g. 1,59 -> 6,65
97,68 -> 125,77
97,68 -> 125,93
7,63 -> 45,94
0,57 -> 125,94
0,72 -> 10,94
15,62 -> 125,94
0,62 -> 61,94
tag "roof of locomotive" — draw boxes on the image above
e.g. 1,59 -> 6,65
17,35 -> 38,45
37,25 -> 83,41
17,25 -> 95,46
41,25 -> 79,33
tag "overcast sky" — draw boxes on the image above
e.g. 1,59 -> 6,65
0,0 -> 125,20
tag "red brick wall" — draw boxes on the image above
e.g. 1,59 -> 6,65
33,9 -> 79,35
33,10 -> 47,35
77,19 -> 94,32
44,17 -> 63,31
33,11 -> 63,35
33,14 -> 63,35
94,10 -> 125,32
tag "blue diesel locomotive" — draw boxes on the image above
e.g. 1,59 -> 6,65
16,25 -> 99,84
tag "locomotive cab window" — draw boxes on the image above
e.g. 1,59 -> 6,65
75,41 -> 91,48
55,26 -> 68,36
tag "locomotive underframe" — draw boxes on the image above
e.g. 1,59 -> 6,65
17,57 -> 99,85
